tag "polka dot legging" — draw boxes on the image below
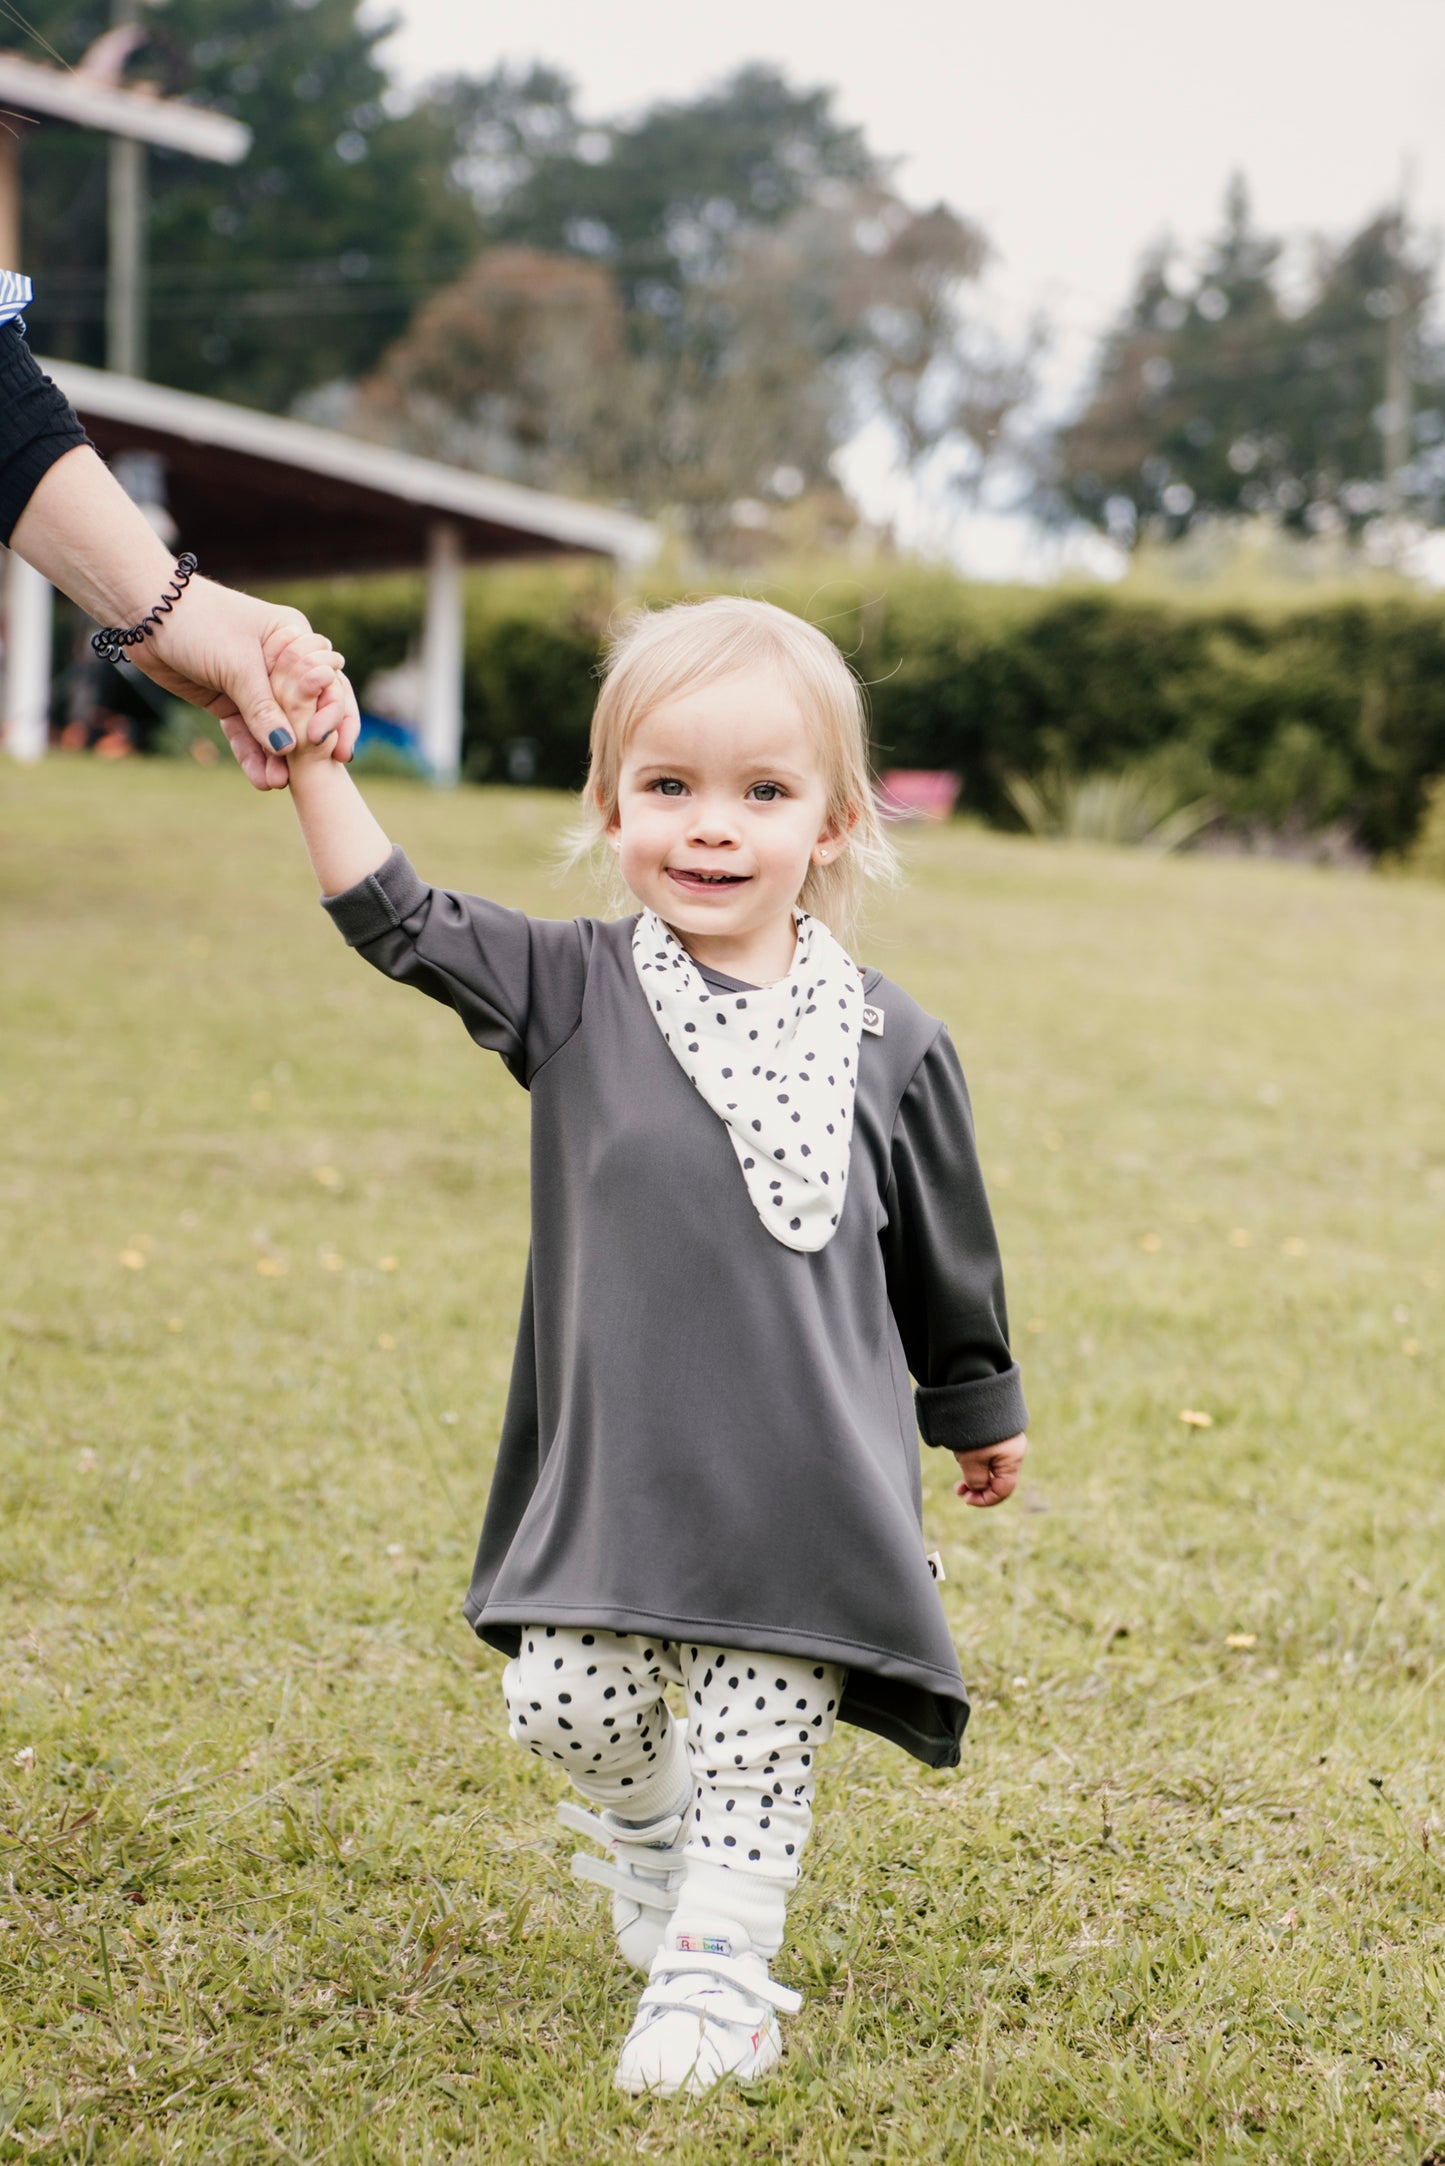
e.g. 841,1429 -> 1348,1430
503,1627 -> 843,1938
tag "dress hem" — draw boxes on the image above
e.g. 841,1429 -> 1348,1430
462,1594 -> 969,1771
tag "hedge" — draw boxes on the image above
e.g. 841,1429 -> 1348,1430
272,562 -> 1445,857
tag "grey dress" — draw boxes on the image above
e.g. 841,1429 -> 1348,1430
324,849 -> 1027,1769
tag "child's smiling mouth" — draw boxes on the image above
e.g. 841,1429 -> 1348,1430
667,868 -> 749,891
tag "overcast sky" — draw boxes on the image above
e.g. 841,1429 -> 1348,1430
375,0 -> 1445,570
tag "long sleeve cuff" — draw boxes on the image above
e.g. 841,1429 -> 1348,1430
319,846 -> 428,946
915,1365 -> 1028,1453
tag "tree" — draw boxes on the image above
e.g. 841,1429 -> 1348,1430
438,62 -> 880,314
351,246 -> 624,491
352,181 -> 1017,543
15,0 -> 480,409
1050,178 -> 1442,544
354,68 -> 1027,541
12,15 -> 1028,537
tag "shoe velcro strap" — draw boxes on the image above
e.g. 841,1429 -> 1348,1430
556,1800 -> 686,1853
636,1976 -> 777,2028
555,1800 -> 606,1844
646,1949 -> 803,2016
571,1853 -> 686,1907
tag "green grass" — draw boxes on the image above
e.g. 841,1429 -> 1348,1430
2,759 -> 1442,2164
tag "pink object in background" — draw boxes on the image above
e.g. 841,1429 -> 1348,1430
875,770 -> 961,822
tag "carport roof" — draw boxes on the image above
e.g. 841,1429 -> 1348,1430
43,358 -> 653,583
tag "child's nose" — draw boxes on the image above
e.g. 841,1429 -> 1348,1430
687,803 -> 739,846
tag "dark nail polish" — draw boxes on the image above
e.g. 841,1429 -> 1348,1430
268,727 -> 295,751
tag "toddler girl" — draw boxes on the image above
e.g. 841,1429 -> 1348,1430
273,597 -> 1026,2098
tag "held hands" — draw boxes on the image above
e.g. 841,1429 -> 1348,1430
142,585 -> 360,789
952,1433 -> 1027,1509
216,626 -> 354,783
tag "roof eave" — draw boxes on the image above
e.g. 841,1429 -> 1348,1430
43,358 -> 656,566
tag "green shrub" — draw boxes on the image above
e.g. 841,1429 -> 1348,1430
265,560 -> 1445,857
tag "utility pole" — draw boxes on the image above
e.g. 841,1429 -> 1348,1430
106,0 -> 145,376
108,133 -> 145,376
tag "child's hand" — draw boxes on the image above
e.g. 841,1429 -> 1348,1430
953,1433 -> 1027,1508
213,624 -> 355,786
267,628 -> 351,761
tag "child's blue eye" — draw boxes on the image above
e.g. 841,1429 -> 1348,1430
653,778 -> 685,796
751,783 -> 784,802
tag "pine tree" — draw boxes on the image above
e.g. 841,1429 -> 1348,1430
1051,179 -> 1442,542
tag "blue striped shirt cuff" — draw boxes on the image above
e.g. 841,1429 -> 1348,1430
0,270 -> 33,327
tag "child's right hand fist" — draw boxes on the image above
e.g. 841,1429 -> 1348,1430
265,629 -> 352,762
952,1433 -> 1027,1508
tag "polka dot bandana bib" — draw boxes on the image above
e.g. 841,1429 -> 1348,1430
632,907 -> 863,1253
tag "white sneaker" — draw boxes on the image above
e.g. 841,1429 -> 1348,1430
613,1917 -> 802,2098
559,1798 -> 689,1974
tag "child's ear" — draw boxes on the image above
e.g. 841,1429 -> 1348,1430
813,807 -> 858,864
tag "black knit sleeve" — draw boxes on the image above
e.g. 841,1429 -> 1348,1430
0,321 -> 92,546
881,1026 -> 1028,1452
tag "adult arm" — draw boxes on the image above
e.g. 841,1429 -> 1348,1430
1,325 -> 357,785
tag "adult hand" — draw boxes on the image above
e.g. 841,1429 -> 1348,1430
140,582 -> 360,791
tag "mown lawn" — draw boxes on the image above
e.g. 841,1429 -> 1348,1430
1,758 -> 1442,2165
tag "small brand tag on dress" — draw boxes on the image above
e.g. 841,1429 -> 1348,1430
861,1003 -> 884,1036
926,1550 -> 946,1582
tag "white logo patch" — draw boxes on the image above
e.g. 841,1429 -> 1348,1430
861,1004 -> 884,1036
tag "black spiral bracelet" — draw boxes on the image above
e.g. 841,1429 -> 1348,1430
91,552 -> 200,666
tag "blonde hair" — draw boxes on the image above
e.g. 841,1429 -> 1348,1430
562,596 -> 897,943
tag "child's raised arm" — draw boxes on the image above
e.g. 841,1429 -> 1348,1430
271,634 -> 392,896
268,629 -> 590,1089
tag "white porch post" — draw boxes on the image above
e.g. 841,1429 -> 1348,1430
419,519 -> 464,785
3,553 -> 55,762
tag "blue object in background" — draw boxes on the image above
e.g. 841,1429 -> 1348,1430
355,711 -> 428,774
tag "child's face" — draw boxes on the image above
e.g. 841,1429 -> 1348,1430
606,665 -> 842,969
